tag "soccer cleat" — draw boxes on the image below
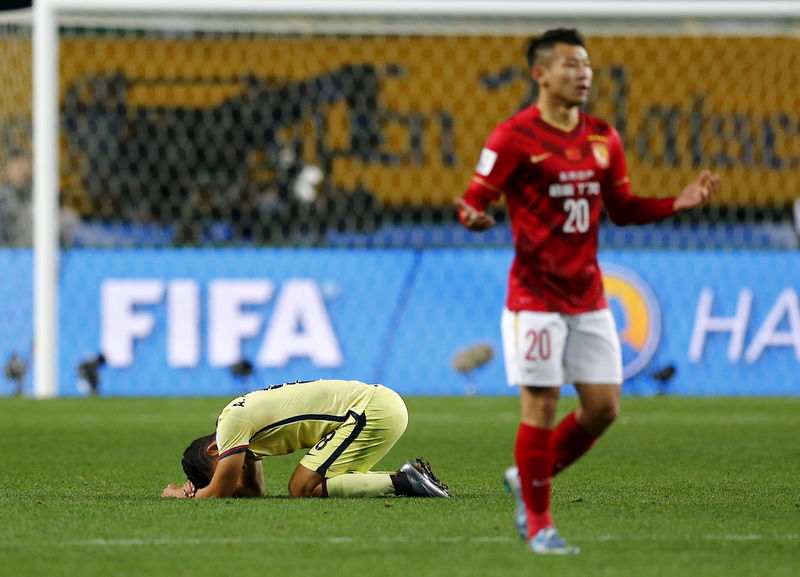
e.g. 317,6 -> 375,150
393,458 -> 451,498
503,466 -> 527,540
528,527 -> 580,555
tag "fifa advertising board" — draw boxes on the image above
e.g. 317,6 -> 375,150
0,248 -> 797,396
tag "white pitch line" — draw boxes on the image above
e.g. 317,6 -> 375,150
4,533 -> 794,548
593,534 -> 800,543
48,536 -> 518,547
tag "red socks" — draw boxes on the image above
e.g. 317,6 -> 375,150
515,412 -> 600,537
515,423 -> 554,536
551,411 -> 598,476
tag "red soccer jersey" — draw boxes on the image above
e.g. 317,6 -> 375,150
462,105 -> 676,314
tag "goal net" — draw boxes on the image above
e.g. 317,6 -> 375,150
2,3 -> 799,397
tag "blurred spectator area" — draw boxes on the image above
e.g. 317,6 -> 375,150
62,67 -> 386,246
1,25 -> 797,249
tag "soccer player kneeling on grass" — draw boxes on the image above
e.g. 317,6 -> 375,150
161,379 -> 450,500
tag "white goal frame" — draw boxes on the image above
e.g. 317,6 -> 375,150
31,0 -> 800,397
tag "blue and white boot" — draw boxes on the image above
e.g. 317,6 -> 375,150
529,527 -> 580,555
502,466 -> 528,540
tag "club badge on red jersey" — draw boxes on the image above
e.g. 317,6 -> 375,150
591,142 -> 610,168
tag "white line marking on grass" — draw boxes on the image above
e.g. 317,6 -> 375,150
49,533 -> 800,548
65,536 -> 518,547
472,536 -> 518,543
590,534 -> 800,543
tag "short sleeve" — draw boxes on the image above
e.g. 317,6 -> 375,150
473,125 -> 525,196
215,416 -> 256,460
462,125 -> 525,212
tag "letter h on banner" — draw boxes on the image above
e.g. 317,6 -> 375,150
689,288 -> 753,362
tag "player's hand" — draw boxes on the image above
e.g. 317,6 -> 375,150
182,480 -> 196,498
673,170 -> 720,211
161,483 -> 188,498
455,198 -> 496,231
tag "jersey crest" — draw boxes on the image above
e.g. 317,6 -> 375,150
591,142 -> 610,168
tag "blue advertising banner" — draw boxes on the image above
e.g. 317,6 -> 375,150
58,249 -> 415,397
0,250 -> 33,397
384,250 -> 800,397
0,248 -> 798,397
605,251 -> 800,397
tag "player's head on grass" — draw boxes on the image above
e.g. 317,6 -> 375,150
181,433 -> 217,489
525,28 -> 591,108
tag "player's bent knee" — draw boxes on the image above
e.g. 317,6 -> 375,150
520,385 -> 561,426
588,401 -> 620,428
288,464 -> 325,497
288,478 -> 322,497
287,485 -> 308,497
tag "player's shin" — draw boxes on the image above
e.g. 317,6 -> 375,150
323,472 -> 395,498
515,423 -> 555,536
550,410 -> 598,476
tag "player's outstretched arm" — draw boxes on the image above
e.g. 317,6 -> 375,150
673,169 -> 721,211
455,198 -> 496,231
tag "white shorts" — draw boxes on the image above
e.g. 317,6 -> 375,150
501,307 -> 623,387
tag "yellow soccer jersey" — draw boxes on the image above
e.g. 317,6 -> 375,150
215,379 -> 378,460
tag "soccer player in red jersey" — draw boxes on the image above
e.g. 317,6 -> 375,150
456,28 -> 719,554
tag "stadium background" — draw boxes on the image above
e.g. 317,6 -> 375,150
0,10 -> 798,397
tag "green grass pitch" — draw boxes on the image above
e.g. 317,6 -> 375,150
1,395 -> 798,577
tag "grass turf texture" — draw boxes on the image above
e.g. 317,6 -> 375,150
0,396 -> 798,577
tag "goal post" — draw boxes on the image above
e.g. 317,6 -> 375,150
33,1 -> 58,398
15,1 -> 800,397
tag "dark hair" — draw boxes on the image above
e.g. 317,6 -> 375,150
525,28 -> 586,68
181,433 -> 216,489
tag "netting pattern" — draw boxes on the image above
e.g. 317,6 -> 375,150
0,20 -> 32,247
1,18 -> 799,249
1,14 -> 799,398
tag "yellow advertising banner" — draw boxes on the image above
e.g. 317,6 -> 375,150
1,33 -> 798,207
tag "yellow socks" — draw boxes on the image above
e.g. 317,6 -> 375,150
324,472 -> 394,498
